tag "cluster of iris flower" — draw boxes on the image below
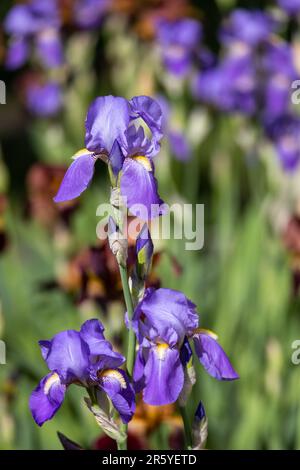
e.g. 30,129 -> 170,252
29,95 -> 238,448
194,7 -> 300,171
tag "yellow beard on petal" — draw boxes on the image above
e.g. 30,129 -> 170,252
43,372 -> 60,395
193,328 -> 218,341
98,369 -> 127,389
156,343 -> 170,360
132,156 -> 152,172
72,148 -> 94,160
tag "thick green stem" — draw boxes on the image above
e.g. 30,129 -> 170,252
179,405 -> 193,449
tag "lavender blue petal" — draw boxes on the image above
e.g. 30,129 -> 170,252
130,96 -> 163,144
120,157 -> 165,220
85,95 -> 130,153
42,330 -> 90,383
143,346 -> 184,405
29,373 -> 66,426
132,288 -> 199,347
100,369 -> 135,423
193,333 -> 239,381
53,154 -> 95,203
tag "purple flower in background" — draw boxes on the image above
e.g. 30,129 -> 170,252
196,20 -> 297,125
26,81 -> 63,117
131,288 -> 238,406
5,37 -> 29,69
54,95 -> 166,219
263,42 -> 297,120
74,0 -> 109,29
265,115 -> 300,171
220,9 -> 276,47
194,53 -> 256,115
157,95 -> 191,161
36,29 -> 64,68
277,0 -> 300,14
4,0 -> 63,70
155,18 -> 202,77
29,319 -> 135,426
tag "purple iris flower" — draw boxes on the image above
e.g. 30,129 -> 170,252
5,37 -> 29,69
220,9 -> 277,47
29,319 -> 135,426
131,288 -> 238,406
265,115 -> 300,171
155,18 -> 202,77
74,0 -> 109,29
262,41 -> 297,120
54,95 -> 166,220
277,0 -> 300,14
157,95 -> 191,161
194,53 -> 256,115
4,0 -> 63,70
26,81 -> 63,117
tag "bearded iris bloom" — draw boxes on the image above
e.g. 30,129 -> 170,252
194,53 -> 256,115
277,0 -> 300,14
29,319 -> 135,426
131,288 -> 238,406
26,81 -> 63,117
74,0 -> 109,29
220,9 -> 277,47
265,115 -> 300,171
4,0 -> 63,70
54,95 -> 165,219
156,95 -> 191,162
155,18 -> 202,77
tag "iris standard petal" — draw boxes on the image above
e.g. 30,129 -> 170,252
44,330 -> 90,383
99,369 -> 135,423
53,151 -> 95,203
29,372 -> 66,426
132,288 -> 199,347
193,332 -> 239,381
129,95 -> 163,143
143,345 -> 184,405
80,319 -> 125,369
85,95 -> 130,153
133,348 -> 146,393
120,157 -> 165,220
39,340 -> 51,360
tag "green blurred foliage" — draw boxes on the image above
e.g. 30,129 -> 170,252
0,0 -> 300,451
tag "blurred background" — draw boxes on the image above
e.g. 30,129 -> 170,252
1,0 -> 300,450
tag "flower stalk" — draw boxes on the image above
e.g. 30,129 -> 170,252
179,405 -> 193,449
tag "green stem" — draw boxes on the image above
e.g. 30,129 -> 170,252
117,264 -> 136,451
119,264 -> 136,377
117,423 -> 127,451
179,405 -> 193,449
